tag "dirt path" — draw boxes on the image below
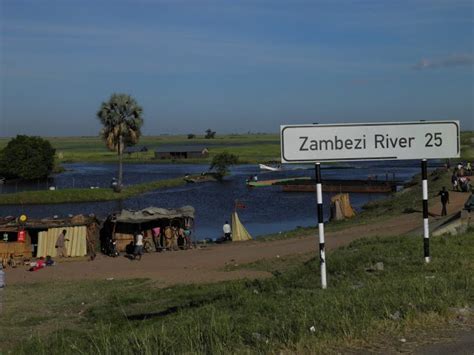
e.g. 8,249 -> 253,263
5,191 -> 471,286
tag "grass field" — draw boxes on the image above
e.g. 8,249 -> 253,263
0,131 -> 471,164
0,177 -> 185,205
460,131 -> 474,161
1,229 -> 472,354
0,134 -> 281,164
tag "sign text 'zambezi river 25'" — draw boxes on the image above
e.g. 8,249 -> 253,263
281,121 -> 460,163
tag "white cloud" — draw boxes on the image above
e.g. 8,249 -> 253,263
413,54 -> 474,70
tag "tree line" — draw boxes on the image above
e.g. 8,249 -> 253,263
0,93 -> 237,185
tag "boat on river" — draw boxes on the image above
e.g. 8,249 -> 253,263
248,177 -> 400,193
247,177 -> 311,187
277,178 -> 400,193
259,164 -> 283,172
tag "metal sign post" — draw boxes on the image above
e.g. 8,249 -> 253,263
315,163 -> 327,288
421,159 -> 430,263
280,121 -> 460,287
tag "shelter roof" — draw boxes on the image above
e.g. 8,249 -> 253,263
112,206 -> 195,224
0,215 -> 99,230
124,146 -> 148,153
154,145 -> 208,153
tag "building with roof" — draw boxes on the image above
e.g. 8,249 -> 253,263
154,145 -> 209,159
124,146 -> 148,155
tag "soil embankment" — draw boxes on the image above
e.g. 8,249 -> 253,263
6,191 -> 470,285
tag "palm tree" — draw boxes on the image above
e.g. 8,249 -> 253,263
97,93 -> 143,191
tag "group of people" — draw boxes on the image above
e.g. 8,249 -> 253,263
28,255 -> 55,271
126,225 -> 193,261
438,161 -> 473,217
451,161 -> 472,192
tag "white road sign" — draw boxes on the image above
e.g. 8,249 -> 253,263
281,121 -> 460,163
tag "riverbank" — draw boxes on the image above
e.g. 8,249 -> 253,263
0,177 -> 186,205
2,175 -> 471,353
2,227 -> 472,353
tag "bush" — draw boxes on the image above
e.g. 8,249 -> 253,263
209,152 -> 239,180
0,135 -> 55,180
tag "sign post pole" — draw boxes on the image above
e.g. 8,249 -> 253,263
315,163 -> 327,289
421,159 -> 430,263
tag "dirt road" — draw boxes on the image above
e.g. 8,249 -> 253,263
6,191 -> 471,286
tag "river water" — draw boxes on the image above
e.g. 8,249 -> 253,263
0,161 -> 427,239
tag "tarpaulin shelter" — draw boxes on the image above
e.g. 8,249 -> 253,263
37,226 -> 88,258
0,215 -> 99,266
231,211 -> 252,242
102,206 -> 195,252
330,193 -> 356,221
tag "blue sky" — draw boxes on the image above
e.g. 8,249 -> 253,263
0,0 -> 473,136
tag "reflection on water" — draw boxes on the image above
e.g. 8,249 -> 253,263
0,162 -> 425,239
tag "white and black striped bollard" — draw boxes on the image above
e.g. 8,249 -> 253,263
315,163 -> 327,288
421,159 -> 430,263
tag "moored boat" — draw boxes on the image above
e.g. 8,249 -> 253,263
259,164 -> 283,172
278,179 -> 399,193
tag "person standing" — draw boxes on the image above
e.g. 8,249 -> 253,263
223,221 -> 232,241
437,187 -> 450,216
451,174 -> 458,191
133,231 -> 144,260
55,229 -> 69,258
152,226 -> 161,251
0,264 -> 5,315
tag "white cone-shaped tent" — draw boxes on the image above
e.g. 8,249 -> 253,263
231,211 -> 253,241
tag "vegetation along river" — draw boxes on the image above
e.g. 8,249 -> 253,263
0,161 -> 433,239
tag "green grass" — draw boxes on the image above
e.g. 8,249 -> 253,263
1,131 -> 471,164
460,131 -> 474,161
0,134 -> 281,164
1,230 -> 473,354
0,177 -> 186,205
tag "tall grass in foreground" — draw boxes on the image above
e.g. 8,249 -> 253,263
2,230 -> 472,354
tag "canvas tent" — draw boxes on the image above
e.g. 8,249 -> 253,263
231,211 -> 252,242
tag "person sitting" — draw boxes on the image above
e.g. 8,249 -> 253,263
466,162 -> 472,176
125,241 -> 135,256
459,177 -> 471,192
29,257 -> 45,272
45,255 -> 55,266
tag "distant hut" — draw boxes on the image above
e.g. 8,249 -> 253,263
154,145 -> 209,160
102,206 -> 195,252
0,215 -> 99,267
